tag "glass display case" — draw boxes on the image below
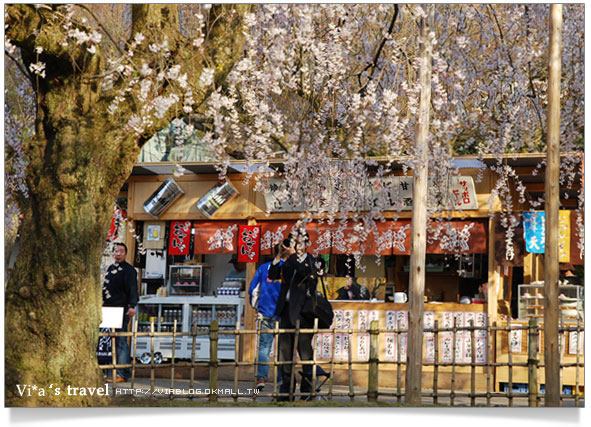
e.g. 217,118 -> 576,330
168,264 -> 212,296
134,296 -> 243,364
518,283 -> 584,321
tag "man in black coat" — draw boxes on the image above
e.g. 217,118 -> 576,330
102,242 -> 138,382
336,278 -> 370,300
268,230 -> 323,400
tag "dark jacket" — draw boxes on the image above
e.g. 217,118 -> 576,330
102,261 -> 139,311
269,253 -> 320,326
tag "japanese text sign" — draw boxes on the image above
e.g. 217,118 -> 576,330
238,225 -> 261,262
169,220 -> 192,255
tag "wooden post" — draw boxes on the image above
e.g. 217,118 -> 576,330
368,320 -> 379,402
487,218 -> 499,323
170,319 -> 177,397
544,3 -> 562,407
209,320 -> 219,402
528,318 -> 540,407
406,4 -> 434,406
432,319 -> 439,405
242,218 -> 258,363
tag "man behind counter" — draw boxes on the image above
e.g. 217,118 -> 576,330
336,278 -> 370,301
102,242 -> 138,383
225,254 -> 247,281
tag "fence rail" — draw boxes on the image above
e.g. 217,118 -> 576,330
99,317 -> 584,406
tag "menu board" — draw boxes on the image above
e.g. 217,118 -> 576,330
310,308 -> 488,364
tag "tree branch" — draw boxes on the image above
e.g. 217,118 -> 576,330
74,4 -> 125,56
357,4 -> 399,95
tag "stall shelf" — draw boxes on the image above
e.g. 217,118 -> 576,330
518,283 -> 584,321
168,264 -> 213,296
134,296 -> 243,364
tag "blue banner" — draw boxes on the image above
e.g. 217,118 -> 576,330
523,212 -> 545,253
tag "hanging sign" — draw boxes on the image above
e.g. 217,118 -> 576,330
523,212 -> 545,254
262,176 -> 478,212
196,180 -> 239,218
523,210 -> 572,260
107,208 -> 127,242
169,220 -> 192,255
237,225 -> 261,262
143,221 -> 166,250
558,210 -> 571,263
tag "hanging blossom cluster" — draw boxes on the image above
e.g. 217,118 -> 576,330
205,6 -> 416,211
5,5 -> 584,261
200,4 -> 584,260
4,79 -> 34,236
103,31 -> 197,137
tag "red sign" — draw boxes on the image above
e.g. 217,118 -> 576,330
169,220 -> 192,255
237,225 -> 261,262
107,208 -> 127,242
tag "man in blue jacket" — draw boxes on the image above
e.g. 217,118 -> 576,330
249,244 -> 287,391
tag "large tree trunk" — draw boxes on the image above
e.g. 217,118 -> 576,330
4,75 -> 139,406
4,4 -> 249,406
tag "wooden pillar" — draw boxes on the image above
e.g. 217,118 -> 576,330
405,4 -> 434,406
543,3 -> 562,407
241,217 -> 257,363
524,253 -> 533,284
487,218 -> 499,324
536,254 -> 545,282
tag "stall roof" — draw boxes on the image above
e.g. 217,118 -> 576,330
129,152 -> 583,209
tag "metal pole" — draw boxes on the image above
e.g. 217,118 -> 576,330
544,3 -> 563,408
406,3 -> 434,406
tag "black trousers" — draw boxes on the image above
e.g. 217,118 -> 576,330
278,302 -> 314,399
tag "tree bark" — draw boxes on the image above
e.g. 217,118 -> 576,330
4,4 -> 249,406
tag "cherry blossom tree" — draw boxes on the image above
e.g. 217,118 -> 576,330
4,3 -> 583,406
202,4 -> 583,266
4,3 -> 250,406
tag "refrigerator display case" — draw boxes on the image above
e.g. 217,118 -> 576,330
518,283 -> 584,321
134,296 -> 243,364
168,264 -> 212,296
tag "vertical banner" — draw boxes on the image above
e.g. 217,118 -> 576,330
384,334 -> 397,361
357,334 -> 370,361
358,310 -> 369,330
558,210 -> 571,262
169,220 -> 192,255
322,334 -> 333,359
107,208 -> 127,242
386,310 -> 397,330
237,225 -> 261,262
441,333 -> 454,363
523,212 -> 546,253
510,329 -> 523,353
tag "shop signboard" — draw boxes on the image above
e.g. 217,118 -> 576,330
523,210 -> 571,262
523,211 -> 545,254
169,220 -> 192,255
262,176 -> 478,212
196,180 -> 239,218
237,225 -> 261,263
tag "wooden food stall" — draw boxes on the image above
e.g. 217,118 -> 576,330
115,153 -> 583,393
